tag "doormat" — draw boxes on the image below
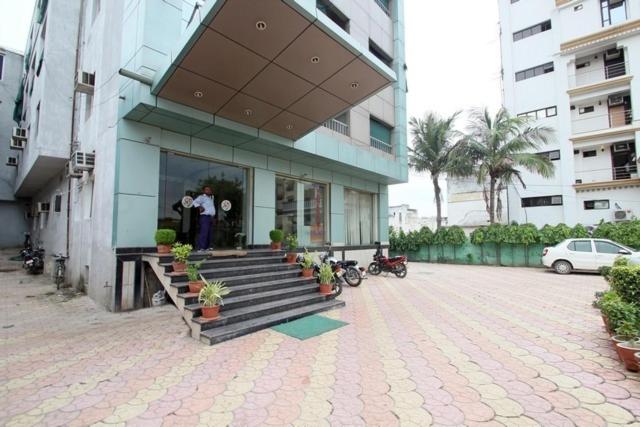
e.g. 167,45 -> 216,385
272,315 -> 348,340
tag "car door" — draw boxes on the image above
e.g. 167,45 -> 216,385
594,240 -> 628,267
565,240 -> 596,270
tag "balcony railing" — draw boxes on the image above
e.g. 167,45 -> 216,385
576,165 -> 638,184
370,136 -> 392,154
572,109 -> 633,135
322,118 -> 349,136
569,61 -> 628,88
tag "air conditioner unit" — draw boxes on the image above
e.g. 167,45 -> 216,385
37,202 -> 50,213
67,162 -> 83,178
75,71 -> 95,95
613,142 -> 631,153
71,151 -> 95,172
12,127 -> 28,140
6,157 -> 18,166
608,95 -> 624,106
10,138 -> 25,150
614,210 -> 628,221
605,48 -> 622,60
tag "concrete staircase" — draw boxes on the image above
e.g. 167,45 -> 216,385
144,249 -> 344,344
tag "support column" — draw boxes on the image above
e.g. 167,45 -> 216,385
330,184 -> 345,245
252,168 -> 275,245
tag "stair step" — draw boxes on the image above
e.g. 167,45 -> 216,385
170,269 -> 303,290
177,276 -> 316,303
200,299 -> 346,345
156,249 -> 286,263
168,262 -> 298,281
161,255 -> 287,271
185,283 -> 319,314
193,293 -> 331,331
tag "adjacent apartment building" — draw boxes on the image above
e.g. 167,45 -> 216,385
448,0 -> 640,228
13,0 -> 407,310
1,47 -> 28,247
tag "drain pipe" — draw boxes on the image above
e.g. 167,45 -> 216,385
67,0 -> 87,258
118,68 -> 154,86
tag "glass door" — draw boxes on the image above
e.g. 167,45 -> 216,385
275,176 -> 327,246
158,152 -> 247,249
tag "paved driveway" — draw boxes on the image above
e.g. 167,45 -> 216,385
1,257 -> 639,426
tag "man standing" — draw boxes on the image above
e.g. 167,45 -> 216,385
192,185 -> 216,251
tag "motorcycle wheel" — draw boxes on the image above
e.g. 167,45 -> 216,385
393,264 -> 407,278
344,266 -> 362,287
368,262 -> 381,275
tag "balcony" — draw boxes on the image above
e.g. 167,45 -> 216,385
322,118 -> 349,136
574,141 -> 639,190
570,92 -> 637,141
149,0 -> 396,141
370,136 -> 392,154
570,60 -> 627,89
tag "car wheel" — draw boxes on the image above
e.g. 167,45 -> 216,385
553,260 -> 572,275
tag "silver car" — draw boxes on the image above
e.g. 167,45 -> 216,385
542,238 -> 640,274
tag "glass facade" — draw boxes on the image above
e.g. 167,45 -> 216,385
158,152 -> 247,248
344,189 -> 378,245
275,177 -> 327,246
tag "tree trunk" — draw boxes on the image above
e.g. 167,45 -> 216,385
433,176 -> 442,229
488,177 -> 497,224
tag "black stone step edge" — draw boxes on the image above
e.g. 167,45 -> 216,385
199,299 -> 346,345
169,270 -> 303,288
158,254 -> 287,268
176,276 -> 317,301
165,262 -> 298,278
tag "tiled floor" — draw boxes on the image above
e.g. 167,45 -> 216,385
1,254 -> 639,426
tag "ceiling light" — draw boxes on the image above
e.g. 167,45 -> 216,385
193,90 -> 204,98
243,108 -> 253,116
350,82 -> 359,89
310,56 -> 320,64
285,124 -> 294,130
256,20 -> 267,31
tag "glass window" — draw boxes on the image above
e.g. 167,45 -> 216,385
584,200 -> 609,210
344,189 -> 378,245
316,0 -> 349,32
595,241 -> 622,254
369,40 -> 393,68
568,240 -> 592,252
276,177 -> 327,246
521,195 -> 563,207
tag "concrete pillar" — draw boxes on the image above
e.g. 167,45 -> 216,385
252,168 -> 275,245
330,184 -> 345,245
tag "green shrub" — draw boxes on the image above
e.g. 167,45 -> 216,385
417,226 -> 433,246
571,224 -> 589,238
269,229 -> 284,243
610,265 -> 640,306
484,224 -> 507,244
318,263 -> 333,284
155,229 -> 176,245
299,250 -> 314,269
614,256 -> 630,267
470,227 -> 486,246
433,227 -> 448,246
518,223 -> 540,246
615,320 -> 640,339
446,226 -> 467,246
599,266 -> 612,283
186,261 -> 203,281
600,293 -> 638,332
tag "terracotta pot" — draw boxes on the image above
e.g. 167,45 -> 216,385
172,261 -> 187,273
270,242 -> 282,250
188,280 -> 204,294
301,268 -> 314,278
157,244 -> 172,254
286,252 -> 297,264
201,305 -> 220,320
634,352 -> 640,367
612,335 -> 633,360
615,342 -> 640,372
319,283 -> 332,295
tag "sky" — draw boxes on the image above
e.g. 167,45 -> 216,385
0,0 -> 502,218
392,0 -> 502,217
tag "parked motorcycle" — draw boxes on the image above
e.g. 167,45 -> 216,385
316,244 -> 364,287
23,246 -> 45,274
368,241 -> 408,278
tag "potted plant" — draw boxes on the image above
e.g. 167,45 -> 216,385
186,261 -> 204,293
155,229 -> 176,254
198,276 -> 230,320
284,234 -> 298,264
299,249 -> 314,278
614,321 -> 640,371
171,243 -> 192,273
318,263 -> 333,295
269,229 -> 284,250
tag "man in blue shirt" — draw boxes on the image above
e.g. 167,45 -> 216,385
192,185 -> 216,251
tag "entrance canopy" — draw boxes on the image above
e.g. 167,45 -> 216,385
152,0 -> 396,140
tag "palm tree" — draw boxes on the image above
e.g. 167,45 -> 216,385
462,108 -> 555,224
408,112 -> 468,229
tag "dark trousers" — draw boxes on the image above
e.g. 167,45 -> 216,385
196,215 -> 213,250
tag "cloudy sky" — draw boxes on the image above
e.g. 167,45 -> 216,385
0,0 -> 502,217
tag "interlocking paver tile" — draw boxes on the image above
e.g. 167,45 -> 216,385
1,254 -> 639,426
